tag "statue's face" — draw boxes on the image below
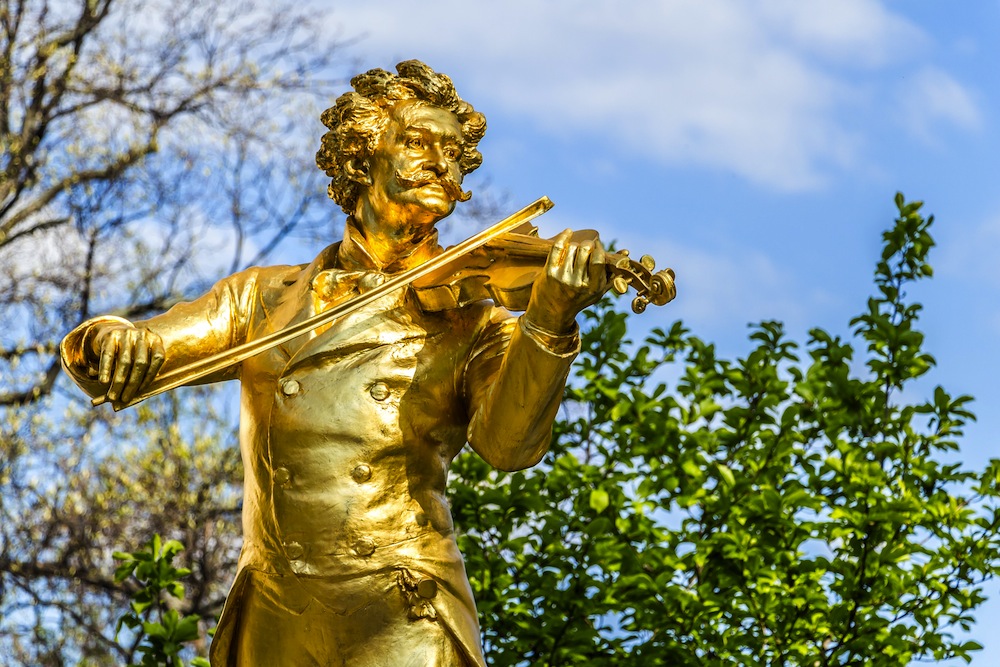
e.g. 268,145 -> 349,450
364,100 -> 465,225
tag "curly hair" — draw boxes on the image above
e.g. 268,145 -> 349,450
316,60 -> 487,215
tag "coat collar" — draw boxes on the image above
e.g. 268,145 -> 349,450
261,220 -> 441,361
337,217 -> 442,273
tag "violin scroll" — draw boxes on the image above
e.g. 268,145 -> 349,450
608,249 -> 677,314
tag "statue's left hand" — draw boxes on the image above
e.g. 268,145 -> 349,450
523,229 -> 609,334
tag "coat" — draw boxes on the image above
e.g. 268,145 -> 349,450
61,228 -> 579,665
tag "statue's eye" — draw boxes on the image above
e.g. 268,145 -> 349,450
444,146 -> 460,160
406,137 -> 423,149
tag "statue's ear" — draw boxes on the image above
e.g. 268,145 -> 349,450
345,158 -> 373,186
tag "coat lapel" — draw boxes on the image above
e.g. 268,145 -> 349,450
256,232 -> 444,369
285,284 -> 414,369
259,243 -> 340,360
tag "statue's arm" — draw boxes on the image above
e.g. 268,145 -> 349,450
61,268 -> 271,404
464,229 -> 609,471
463,309 -> 580,471
463,230 -> 609,471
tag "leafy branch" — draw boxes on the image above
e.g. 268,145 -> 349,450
113,535 -> 211,667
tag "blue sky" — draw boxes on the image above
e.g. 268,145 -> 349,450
315,0 -> 1000,661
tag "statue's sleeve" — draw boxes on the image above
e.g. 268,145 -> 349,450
60,268 -> 270,399
462,308 -> 580,471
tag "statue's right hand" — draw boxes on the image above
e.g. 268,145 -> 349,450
89,324 -> 166,404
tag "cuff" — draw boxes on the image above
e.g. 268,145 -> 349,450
518,315 -> 581,358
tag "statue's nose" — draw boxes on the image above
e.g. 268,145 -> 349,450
422,145 -> 448,175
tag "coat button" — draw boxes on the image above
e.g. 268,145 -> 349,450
281,379 -> 300,396
354,537 -> 376,557
273,467 -> 290,485
416,578 -> 438,599
284,541 -> 304,559
351,464 -> 372,483
369,382 -> 390,401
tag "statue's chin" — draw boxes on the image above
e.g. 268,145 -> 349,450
413,188 -> 457,218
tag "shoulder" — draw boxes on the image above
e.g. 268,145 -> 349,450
202,263 -> 302,304
230,242 -> 338,290
241,263 -> 307,290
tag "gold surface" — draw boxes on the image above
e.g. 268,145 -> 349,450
87,197 -> 555,410
60,60 -> 674,666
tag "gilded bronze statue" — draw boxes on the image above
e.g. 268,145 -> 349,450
61,60 -> 675,666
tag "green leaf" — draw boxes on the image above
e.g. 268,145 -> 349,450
716,462 -> 736,488
589,489 -> 610,514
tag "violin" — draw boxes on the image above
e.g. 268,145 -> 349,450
413,221 -> 676,315
96,197 -> 675,409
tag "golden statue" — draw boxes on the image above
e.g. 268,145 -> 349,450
60,60 -> 674,666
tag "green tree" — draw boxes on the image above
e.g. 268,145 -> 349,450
113,535 -> 210,667
450,195 -> 1000,666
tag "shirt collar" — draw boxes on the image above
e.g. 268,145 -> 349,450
336,217 -> 442,273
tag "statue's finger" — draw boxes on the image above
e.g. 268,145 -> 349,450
122,334 -> 150,404
98,330 -> 120,385
558,243 -> 581,283
547,229 -> 573,271
108,330 -> 135,402
147,335 -> 166,386
590,240 -> 608,291
572,241 -> 594,283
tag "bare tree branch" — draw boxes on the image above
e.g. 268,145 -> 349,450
0,0 -> 349,660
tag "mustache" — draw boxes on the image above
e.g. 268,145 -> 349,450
394,170 -> 472,203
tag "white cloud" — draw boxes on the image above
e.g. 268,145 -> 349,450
321,0 -> 970,191
755,0 -> 925,66
896,67 -> 982,141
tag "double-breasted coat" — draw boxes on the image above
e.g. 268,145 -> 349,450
62,226 -> 579,665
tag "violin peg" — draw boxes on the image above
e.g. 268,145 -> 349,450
620,249 -> 630,257
631,295 -> 648,314
612,275 -> 629,295
640,254 -> 655,271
